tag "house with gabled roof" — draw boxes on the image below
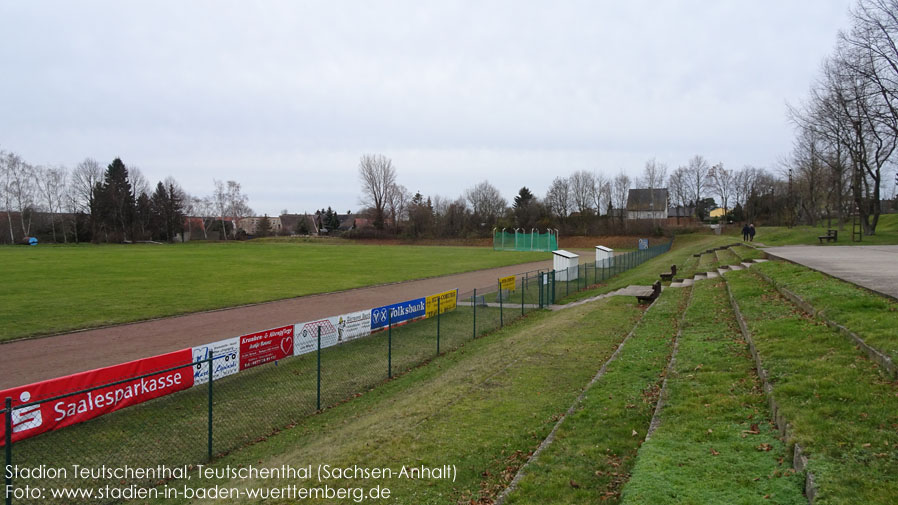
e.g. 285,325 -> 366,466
626,189 -> 669,220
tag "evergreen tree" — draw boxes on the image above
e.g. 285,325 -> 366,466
96,158 -> 135,242
257,214 -> 271,237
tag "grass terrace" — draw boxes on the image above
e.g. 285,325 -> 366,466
621,280 -> 805,505
725,269 -> 898,504
753,260 -> 898,366
504,288 -> 688,504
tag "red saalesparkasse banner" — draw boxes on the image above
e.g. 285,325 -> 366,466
0,349 -> 193,445
239,325 -> 294,370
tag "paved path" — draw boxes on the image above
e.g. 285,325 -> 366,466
764,245 -> 898,299
0,259 -> 555,390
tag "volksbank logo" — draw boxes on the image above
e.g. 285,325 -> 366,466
371,298 -> 426,329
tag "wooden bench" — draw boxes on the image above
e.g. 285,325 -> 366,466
660,264 -> 677,282
818,229 -> 838,243
636,281 -> 662,304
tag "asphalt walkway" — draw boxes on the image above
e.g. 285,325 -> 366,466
764,245 -> 898,299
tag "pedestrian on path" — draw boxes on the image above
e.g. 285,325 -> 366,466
742,223 -> 750,241
749,224 -> 756,241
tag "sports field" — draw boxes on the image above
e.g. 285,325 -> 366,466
0,241 -> 547,342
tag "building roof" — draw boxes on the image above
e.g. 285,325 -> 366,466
552,249 -> 579,259
626,189 -> 669,212
279,213 -> 319,234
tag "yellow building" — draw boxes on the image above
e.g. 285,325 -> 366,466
709,207 -> 729,218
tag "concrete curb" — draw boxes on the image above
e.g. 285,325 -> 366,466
723,274 -> 816,504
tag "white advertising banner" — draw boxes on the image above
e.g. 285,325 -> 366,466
191,337 -> 240,385
294,310 -> 372,356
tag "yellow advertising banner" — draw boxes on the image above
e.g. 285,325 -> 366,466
426,289 -> 458,318
499,275 -> 516,292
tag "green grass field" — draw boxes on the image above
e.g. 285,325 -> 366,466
0,241 -> 548,341
733,213 -> 898,246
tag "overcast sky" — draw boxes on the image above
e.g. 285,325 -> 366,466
1,1 -> 854,216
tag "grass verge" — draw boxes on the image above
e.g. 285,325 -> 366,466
725,269 -> 898,504
620,280 -> 805,505
501,287 -> 688,504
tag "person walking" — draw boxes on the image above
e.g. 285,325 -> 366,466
749,224 -> 756,242
742,223 -> 750,241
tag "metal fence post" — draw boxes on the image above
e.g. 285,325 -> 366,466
549,270 -> 555,304
317,326 -> 321,411
473,289 -> 477,339
538,271 -> 542,308
437,297 -> 441,355
522,273 -> 526,316
5,397 -> 12,505
498,279 -> 504,327
388,312 -> 393,378
207,351 -> 214,462
566,267 -> 570,297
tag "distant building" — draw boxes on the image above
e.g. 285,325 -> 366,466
709,207 -> 729,219
238,216 -> 283,235
626,189 -> 669,220
279,213 -> 319,235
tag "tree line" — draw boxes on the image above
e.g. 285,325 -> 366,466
357,152 -> 799,239
786,0 -> 898,235
0,150 -> 253,244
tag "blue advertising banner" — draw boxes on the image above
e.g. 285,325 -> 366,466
371,297 -> 426,330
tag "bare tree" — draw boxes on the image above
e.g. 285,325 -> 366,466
709,163 -> 734,223
591,172 -> 611,216
667,166 -> 689,223
465,180 -> 507,227
358,154 -> 397,230
35,165 -> 68,242
545,176 -> 572,223
212,180 -> 252,239
2,152 -> 37,238
611,171 -> 631,224
569,170 -> 595,214
386,183 -> 409,233
685,155 -> 709,207
641,158 -> 668,190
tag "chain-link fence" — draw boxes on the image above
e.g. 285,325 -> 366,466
1,239 -> 671,505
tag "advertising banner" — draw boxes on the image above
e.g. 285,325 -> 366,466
191,337 -> 240,385
334,310 -> 372,343
294,310 -> 373,356
425,289 -> 458,318
499,275 -> 516,292
294,319 -> 337,356
371,297 -> 426,330
0,349 -> 193,445
239,325 -> 294,370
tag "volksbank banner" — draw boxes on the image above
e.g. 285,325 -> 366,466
371,298 -> 426,330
